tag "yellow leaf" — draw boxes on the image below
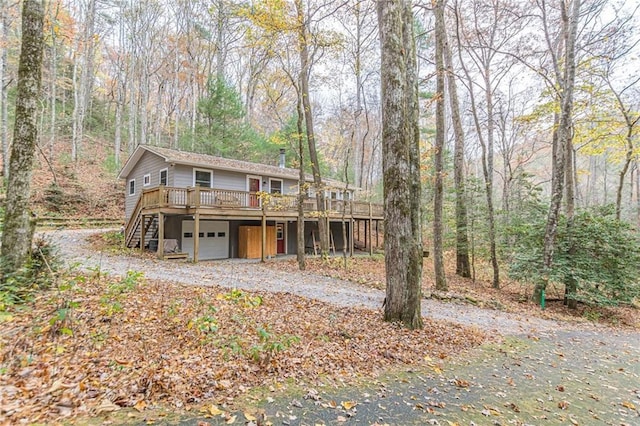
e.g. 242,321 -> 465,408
244,412 -> 256,421
225,415 -> 237,424
622,401 -> 636,410
341,401 -> 356,410
134,400 -> 147,412
208,405 -> 224,416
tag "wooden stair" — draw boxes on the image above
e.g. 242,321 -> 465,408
124,195 -> 159,248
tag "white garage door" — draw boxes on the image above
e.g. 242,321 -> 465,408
182,220 -> 229,260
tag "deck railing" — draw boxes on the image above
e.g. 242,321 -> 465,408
138,186 -> 383,218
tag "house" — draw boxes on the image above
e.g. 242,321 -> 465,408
118,145 -> 383,261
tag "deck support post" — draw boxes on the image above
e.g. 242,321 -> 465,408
157,212 -> 165,259
350,217 -> 354,257
193,210 -> 200,263
368,202 -> 373,256
140,214 -> 145,252
261,208 -> 267,263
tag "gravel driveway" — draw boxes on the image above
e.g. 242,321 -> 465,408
49,228 -> 563,336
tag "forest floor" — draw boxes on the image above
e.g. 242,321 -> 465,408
0,229 -> 638,425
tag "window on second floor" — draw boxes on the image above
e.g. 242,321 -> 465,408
270,179 -> 283,194
194,169 -> 212,187
159,168 -> 168,186
143,173 -> 151,186
128,179 -> 135,196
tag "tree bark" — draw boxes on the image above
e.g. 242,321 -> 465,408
377,0 -> 423,330
296,83 -> 306,271
0,0 -> 9,180
295,0 -> 328,256
433,0 -> 447,291
444,7 -> 470,278
536,0 -> 582,303
1,0 -> 44,276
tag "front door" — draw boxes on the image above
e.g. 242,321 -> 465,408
248,176 -> 261,207
276,223 -> 285,254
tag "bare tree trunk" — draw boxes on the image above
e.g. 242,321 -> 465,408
71,0 -> 96,162
296,0 -> 328,256
47,1 -> 58,163
445,9 -> 470,278
1,0 -> 44,276
433,0 -> 447,291
564,135 -> 577,309
0,0 -> 9,180
378,0 -> 423,330
536,0 -> 581,303
296,86 -> 306,271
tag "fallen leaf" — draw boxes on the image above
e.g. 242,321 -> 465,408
94,399 -> 120,414
558,400 -> 570,410
341,401 -> 357,410
621,401 -> 636,411
244,412 -> 257,421
208,405 -> 224,416
134,400 -> 147,412
454,378 -> 470,388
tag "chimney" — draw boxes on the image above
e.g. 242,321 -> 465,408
279,148 -> 286,168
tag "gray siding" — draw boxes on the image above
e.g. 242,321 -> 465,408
172,164 -> 297,194
173,164 -> 197,188
124,151 -> 171,219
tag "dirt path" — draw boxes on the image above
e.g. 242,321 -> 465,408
46,229 -> 640,425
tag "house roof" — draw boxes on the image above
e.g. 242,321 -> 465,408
117,145 -> 353,190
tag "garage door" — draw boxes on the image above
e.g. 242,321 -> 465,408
182,220 -> 229,260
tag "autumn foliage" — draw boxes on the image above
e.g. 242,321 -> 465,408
0,270 -> 484,423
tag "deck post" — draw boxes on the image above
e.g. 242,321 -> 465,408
159,185 -> 166,207
376,220 -> 380,249
140,214 -> 145,252
157,212 -> 165,259
350,217 -> 354,257
194,186 -> 201,208
368,202 -> 373,256
193,210 -> 200,263
261,206 -> 266,262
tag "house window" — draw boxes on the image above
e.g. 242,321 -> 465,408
194,169 -> 212,187
143,173 -> 151,186
159,168 -> 168,186
270,179 -> 283,194
128,179 -> 135,196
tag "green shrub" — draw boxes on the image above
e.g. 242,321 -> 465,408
507,205 -> 640,306
0,237 -> 60,308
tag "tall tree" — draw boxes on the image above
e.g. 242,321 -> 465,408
295,0 -> 329,256
433,0 -> 447,291
0,0 -> 11,180
378,0 -> 423,330
445,0 -> 470,278
71,0 -> 96,162
535,0 -> 582,303
1,0 -> 44,275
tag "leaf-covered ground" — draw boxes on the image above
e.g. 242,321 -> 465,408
0,271 -> 485,424
270,255 -> 640,329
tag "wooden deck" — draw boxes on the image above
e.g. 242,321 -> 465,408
133,186 -> 384,220
124,186 -> 384,253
